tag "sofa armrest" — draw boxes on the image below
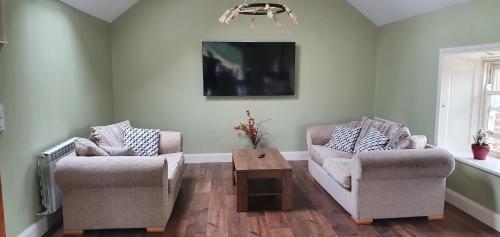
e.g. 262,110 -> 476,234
351,148 -> 455,181
55,156 -> 168,189
307,123 -> 344,149
159,131 -> 183,154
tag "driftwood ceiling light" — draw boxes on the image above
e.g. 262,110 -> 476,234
219,1 -> 298,30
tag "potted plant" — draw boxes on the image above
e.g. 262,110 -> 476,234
472,129 -> 490,160
234,110 -> 269,158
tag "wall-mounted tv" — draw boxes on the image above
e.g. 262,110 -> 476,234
202,42 -> 295,96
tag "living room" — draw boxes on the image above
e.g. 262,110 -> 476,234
0,0 -> 499,236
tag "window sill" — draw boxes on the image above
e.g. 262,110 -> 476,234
448,148 -> 500,177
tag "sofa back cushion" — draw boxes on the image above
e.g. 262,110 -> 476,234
324,127 -> 361,153
124,127 -> 160,156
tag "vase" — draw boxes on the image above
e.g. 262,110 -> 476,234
471,144 -> 489,160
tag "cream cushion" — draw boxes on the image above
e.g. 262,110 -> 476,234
323,158 -> 352,189
89,121 -> 131,147
74,138 -> 109,156
159,152 -> 184,193
309,145 -> 352,166
100,146 -> 136,156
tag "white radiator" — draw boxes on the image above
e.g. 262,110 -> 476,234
37,137 -> 76,215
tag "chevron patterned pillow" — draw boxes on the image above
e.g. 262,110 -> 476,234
354,128 -> 390,154
123,127 -> 160,156
324,127 -> 361,153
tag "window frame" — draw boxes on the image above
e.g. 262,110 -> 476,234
481,62 -> 500,157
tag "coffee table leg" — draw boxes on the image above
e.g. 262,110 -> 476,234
281,170 -> 292,210
236,172 -> 248,212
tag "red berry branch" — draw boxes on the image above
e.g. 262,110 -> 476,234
234,110 -> 269,149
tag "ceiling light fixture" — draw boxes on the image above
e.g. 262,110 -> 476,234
219,1 -> 298,30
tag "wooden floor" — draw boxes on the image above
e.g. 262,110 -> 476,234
48,161 -> 499,237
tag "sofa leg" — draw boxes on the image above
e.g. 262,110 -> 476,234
63,229 -> 84,235
352,218 -> 373,225
146,227 -> 165,233
428,215 -> 444,221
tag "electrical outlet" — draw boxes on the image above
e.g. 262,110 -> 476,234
0,105 -> 5,132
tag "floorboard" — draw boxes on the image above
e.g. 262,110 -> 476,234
46,161 -> 500,237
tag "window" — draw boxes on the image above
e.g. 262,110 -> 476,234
482,63 -> 500,155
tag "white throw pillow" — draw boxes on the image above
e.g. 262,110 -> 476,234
324,127 -> 361,153
354,128 -> 390,153
123,127 -> 160,156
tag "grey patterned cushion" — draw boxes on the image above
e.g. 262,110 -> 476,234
123,127 -> 160,156
325,127 -> 361,153
354,128 -> 390,153
89,121 -> 131,147
75,138 -> 109,156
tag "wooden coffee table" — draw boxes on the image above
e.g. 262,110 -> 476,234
232,148 -> 292,212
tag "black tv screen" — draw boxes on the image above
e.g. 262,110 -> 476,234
202,42 -> 295,96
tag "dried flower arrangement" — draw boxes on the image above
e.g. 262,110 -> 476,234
233,110 -> 269,149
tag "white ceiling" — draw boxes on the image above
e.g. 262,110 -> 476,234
347,0 -> 470,26
59,0 -> 139,23
59,0 -> 470,26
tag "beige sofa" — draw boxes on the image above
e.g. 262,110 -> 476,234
55,131 -> 184,234
307,123 -> 455,224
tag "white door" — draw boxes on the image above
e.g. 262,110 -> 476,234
437,55 -> 481,151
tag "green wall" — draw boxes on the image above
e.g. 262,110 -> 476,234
110,0 -> 378,153
374,0 -> 500,214
0,0 -> 114,236
2,0 -> 498,235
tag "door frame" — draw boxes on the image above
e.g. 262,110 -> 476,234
434,42 -> 500,146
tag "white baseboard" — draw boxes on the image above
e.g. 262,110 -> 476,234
18,211 -> 62,237
446,188 -> 500,232
184,151 -> 308,163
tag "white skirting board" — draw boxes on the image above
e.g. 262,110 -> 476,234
445,188 -> 500,232
18,211 -> 62,237
184,151 -> 308,163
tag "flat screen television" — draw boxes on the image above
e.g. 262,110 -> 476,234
202,42 -> 295,96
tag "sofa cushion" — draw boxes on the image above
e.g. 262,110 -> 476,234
309,145 -> 352,166
354,128 -> 390,153
386,126 -> 411,148
159,152 -> 184,193
323,158 -> 352,189
89,121 -> 131,147
394,135 -> 428,149
355,116 -> 403,149
75,138 -> 109,156
100,146 -> 136,156
325,127 -> 361,153
124,127 -> 160,156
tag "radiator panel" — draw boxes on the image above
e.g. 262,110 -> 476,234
37,138 -> 76,215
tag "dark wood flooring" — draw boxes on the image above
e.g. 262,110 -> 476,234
48,161 -> 499,237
